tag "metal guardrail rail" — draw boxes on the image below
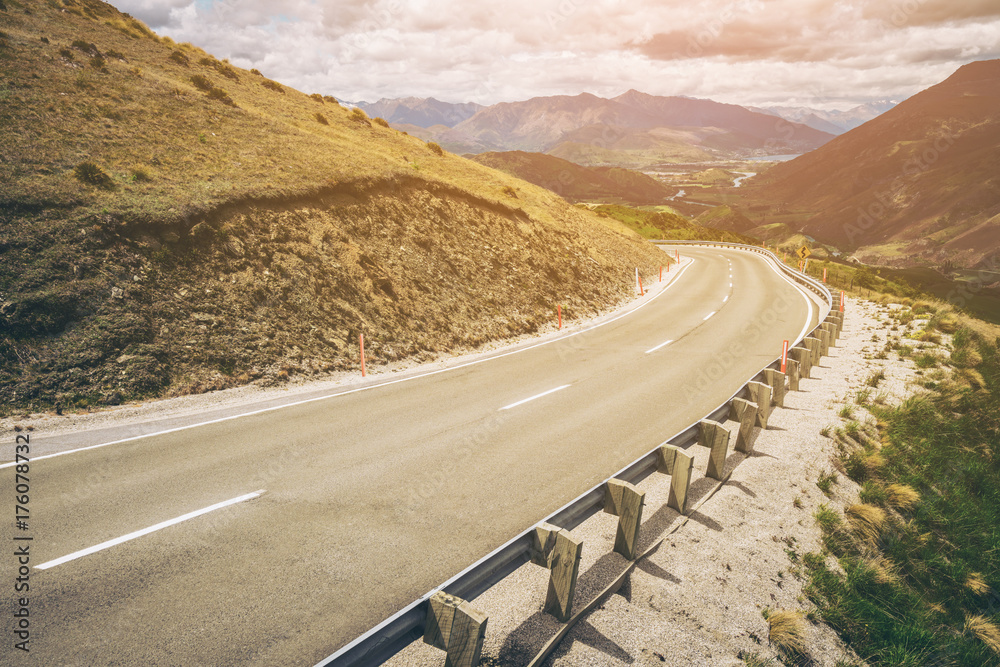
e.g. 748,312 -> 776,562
318,242 -> 833,667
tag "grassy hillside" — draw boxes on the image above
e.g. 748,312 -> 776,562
804,305 -> 1000,666
592,205 -> 756,243
0,0 -> 666,414
469,151 -> 675,204
741,60 -> 1000,269
694,205 -> 757,234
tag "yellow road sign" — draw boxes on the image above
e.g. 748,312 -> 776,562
796,245 -> 812,259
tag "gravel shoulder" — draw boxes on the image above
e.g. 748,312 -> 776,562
385,296 -> 933,667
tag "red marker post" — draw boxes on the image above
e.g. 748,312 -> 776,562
557,304 -> 562,329
659,265 -> 663,282
675,249 -> 680,264
823,268 -> 828,283
840,290 -> 846,312
360,333 -> 366,377
638,272 -> 644,296
780,339 -> 789,374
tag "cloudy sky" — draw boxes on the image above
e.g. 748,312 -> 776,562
110,0 -> 1000,109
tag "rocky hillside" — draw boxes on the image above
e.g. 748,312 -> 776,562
0,0 -> 666,415
742,60 -> 1000,269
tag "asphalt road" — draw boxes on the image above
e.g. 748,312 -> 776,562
3,246 -> 820,666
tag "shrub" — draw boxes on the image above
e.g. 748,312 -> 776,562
40,36 -> 50,44
190,74 -> 213,91
261,78 -> 284,93
105,48 -> 125,60
198,56 -> 215,66
322,95 -> 339,105
73,162 -> 114,189
71,39 -> 99,55
89,56 -> 108,72
0,1 -> 7,11
350,107 -> 368,122
168,50 -> 189,66
373,116 -> 390,128
59,47 -> 74,59
205,87 -> 236,107
502,185 -> 518,198
250,68 -> 262,76
310,93 -> 324,103
131,168 -> 151,183
427,141 -> 444,156
314,112 -> 329,125
216,62 -> 239,80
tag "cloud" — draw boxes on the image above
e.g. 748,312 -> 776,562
105,0 -> 1000,109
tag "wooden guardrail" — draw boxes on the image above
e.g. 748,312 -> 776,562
316,242 -> 835,667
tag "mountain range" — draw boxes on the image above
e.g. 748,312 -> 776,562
367,91 -> 835,166
741,59 -> 1000,269
354,97 -> 483,128
749,101 -> 898,135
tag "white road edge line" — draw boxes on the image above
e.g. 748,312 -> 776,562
2,259 -> 696,469
499,385 -> 570,411
645,339 -> 674,354
723,295 -> 729,303
35,490 -> 265,570
703,311 -> 717,321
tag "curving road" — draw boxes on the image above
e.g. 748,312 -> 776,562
3,246 -> 821,666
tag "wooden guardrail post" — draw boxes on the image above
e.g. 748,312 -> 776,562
804,336 -> 822,363
817,329 -> 831,356
729,398 -> 759,452
746,381 -> 772,428
604,479 -> 644,561
790,346 -> 811,378
820,322 -> 837,346
787,359 -> 801,391
423,591 -> 488,667
657,444 -> 693,514
763,369 -> 786,408
530,523 -> 582,622
826,313 -> 842,337
698,419 -> 730,480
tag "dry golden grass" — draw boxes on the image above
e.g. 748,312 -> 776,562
845,503 -> 887,545
965,615 -> 1000,655
885,483 -> 920,511
861,554 -> 899,585
768,610 -> 807,654
965,572 -> 992,596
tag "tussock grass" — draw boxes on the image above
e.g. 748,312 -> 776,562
885,483 -> 919,511
964,572 -> 991,596
804,327 -> 1000,666
965,615 -> 1000,655
845,503 -> 886,545
768,610 -> 807,654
